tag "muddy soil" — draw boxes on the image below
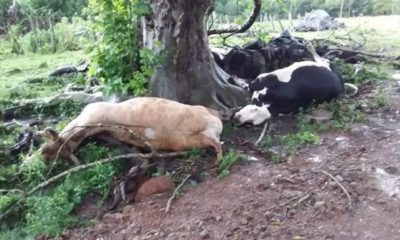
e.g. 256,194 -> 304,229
62,85 -> 400,240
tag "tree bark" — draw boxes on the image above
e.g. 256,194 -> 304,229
142,0 -> 248,110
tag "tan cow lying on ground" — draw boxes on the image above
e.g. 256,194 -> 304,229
40,97 -> 223,165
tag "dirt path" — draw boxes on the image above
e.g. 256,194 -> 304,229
64,95 -> 400,240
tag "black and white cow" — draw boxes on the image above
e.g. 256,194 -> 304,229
233,58 -> 357,125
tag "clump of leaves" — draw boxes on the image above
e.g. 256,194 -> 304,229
1,143 -> 122,238
89,0 -> 164,96
218,151 -> 242,178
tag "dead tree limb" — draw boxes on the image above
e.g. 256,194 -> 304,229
165,174 -> 191,213
207,0 -> 261,36
324,48 -> 396,59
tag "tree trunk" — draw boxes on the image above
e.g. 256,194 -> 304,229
142,0 -> 247,110
339,0 -> 345,18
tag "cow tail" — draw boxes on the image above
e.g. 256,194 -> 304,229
344,83 -> 358,98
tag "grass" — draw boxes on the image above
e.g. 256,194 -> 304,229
0,50 -> 86,99
218,151 -> 243,178
210,15 -> 400,56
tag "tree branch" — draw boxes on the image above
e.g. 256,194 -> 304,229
207,0 -> 261,36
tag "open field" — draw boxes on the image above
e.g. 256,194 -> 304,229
0,51 -> 86,99
211,15 -> 400,56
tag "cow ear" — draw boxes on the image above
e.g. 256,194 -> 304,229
42,127 -> 59,141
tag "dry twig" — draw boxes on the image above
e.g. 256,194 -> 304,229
165,174 -> 191,213
266,190 -> 312,211
255,121 -> 269,146
320,170 -> 352,210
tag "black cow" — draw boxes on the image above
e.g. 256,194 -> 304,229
215,31 -> 310,80
233,59 -> 357,125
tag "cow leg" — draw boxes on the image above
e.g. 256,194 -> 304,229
206,137 -> 223,162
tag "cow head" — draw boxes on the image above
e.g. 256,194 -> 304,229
40,127 -> 80,165
233,104 -> 271,125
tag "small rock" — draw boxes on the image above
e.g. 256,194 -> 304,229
215,216 -> 222,222
256,183 -> 269,191
200,230 -> 210,239
305,109 -> 333,123
328,165 -> 338,172
255,224 -> 267,232
314,201 -> 325,208
135,176 -> 175,201
385,166 -> 399,175
240,218 -> 248,225
335,175 -> 344,182
264,211 -> 273,220
197,220 -> 204,228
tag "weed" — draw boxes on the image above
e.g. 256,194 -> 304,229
372,89 -> 390,107
335,60 -> 391,85
261,98 -> 366,162
218,151 -> 242,178
0,143 -> 123,238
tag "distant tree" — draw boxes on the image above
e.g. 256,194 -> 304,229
0,0 -> 12,30
27,0 -> 88,17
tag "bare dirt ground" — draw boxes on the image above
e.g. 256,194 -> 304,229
62,83 -> 400,240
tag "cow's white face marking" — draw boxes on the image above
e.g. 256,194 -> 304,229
144,128 -> 156,139
252,87 -> 268,101
256,61 -> 331,83
234,104 -> 271,125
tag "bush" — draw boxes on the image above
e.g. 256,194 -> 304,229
1,144 -> 122,238
18,16 -> 93,53
89,0 -> 164,95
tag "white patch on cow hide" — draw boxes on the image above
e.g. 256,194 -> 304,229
257,61 -> 331,83
252,87 -> 268,101
144,128 -> 156,140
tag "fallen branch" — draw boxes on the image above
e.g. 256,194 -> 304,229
324,48 -> 396,59
165,174 -> 191,213
0,189 -> 25,195
208,0 -> 261,36
266,190 -> 312,211
320,170 -> 352,210
0,151 -> 188,220
255,121 -> 269,146
1,91 -> 107,121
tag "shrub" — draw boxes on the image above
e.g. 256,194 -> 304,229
89,0 -> 164,95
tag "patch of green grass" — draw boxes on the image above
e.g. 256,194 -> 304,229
0,51 -> 86,100
372,89 -> 390,108
218,151 -> 242,178
262,99 -> 366,162
0,144 -> 123,238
